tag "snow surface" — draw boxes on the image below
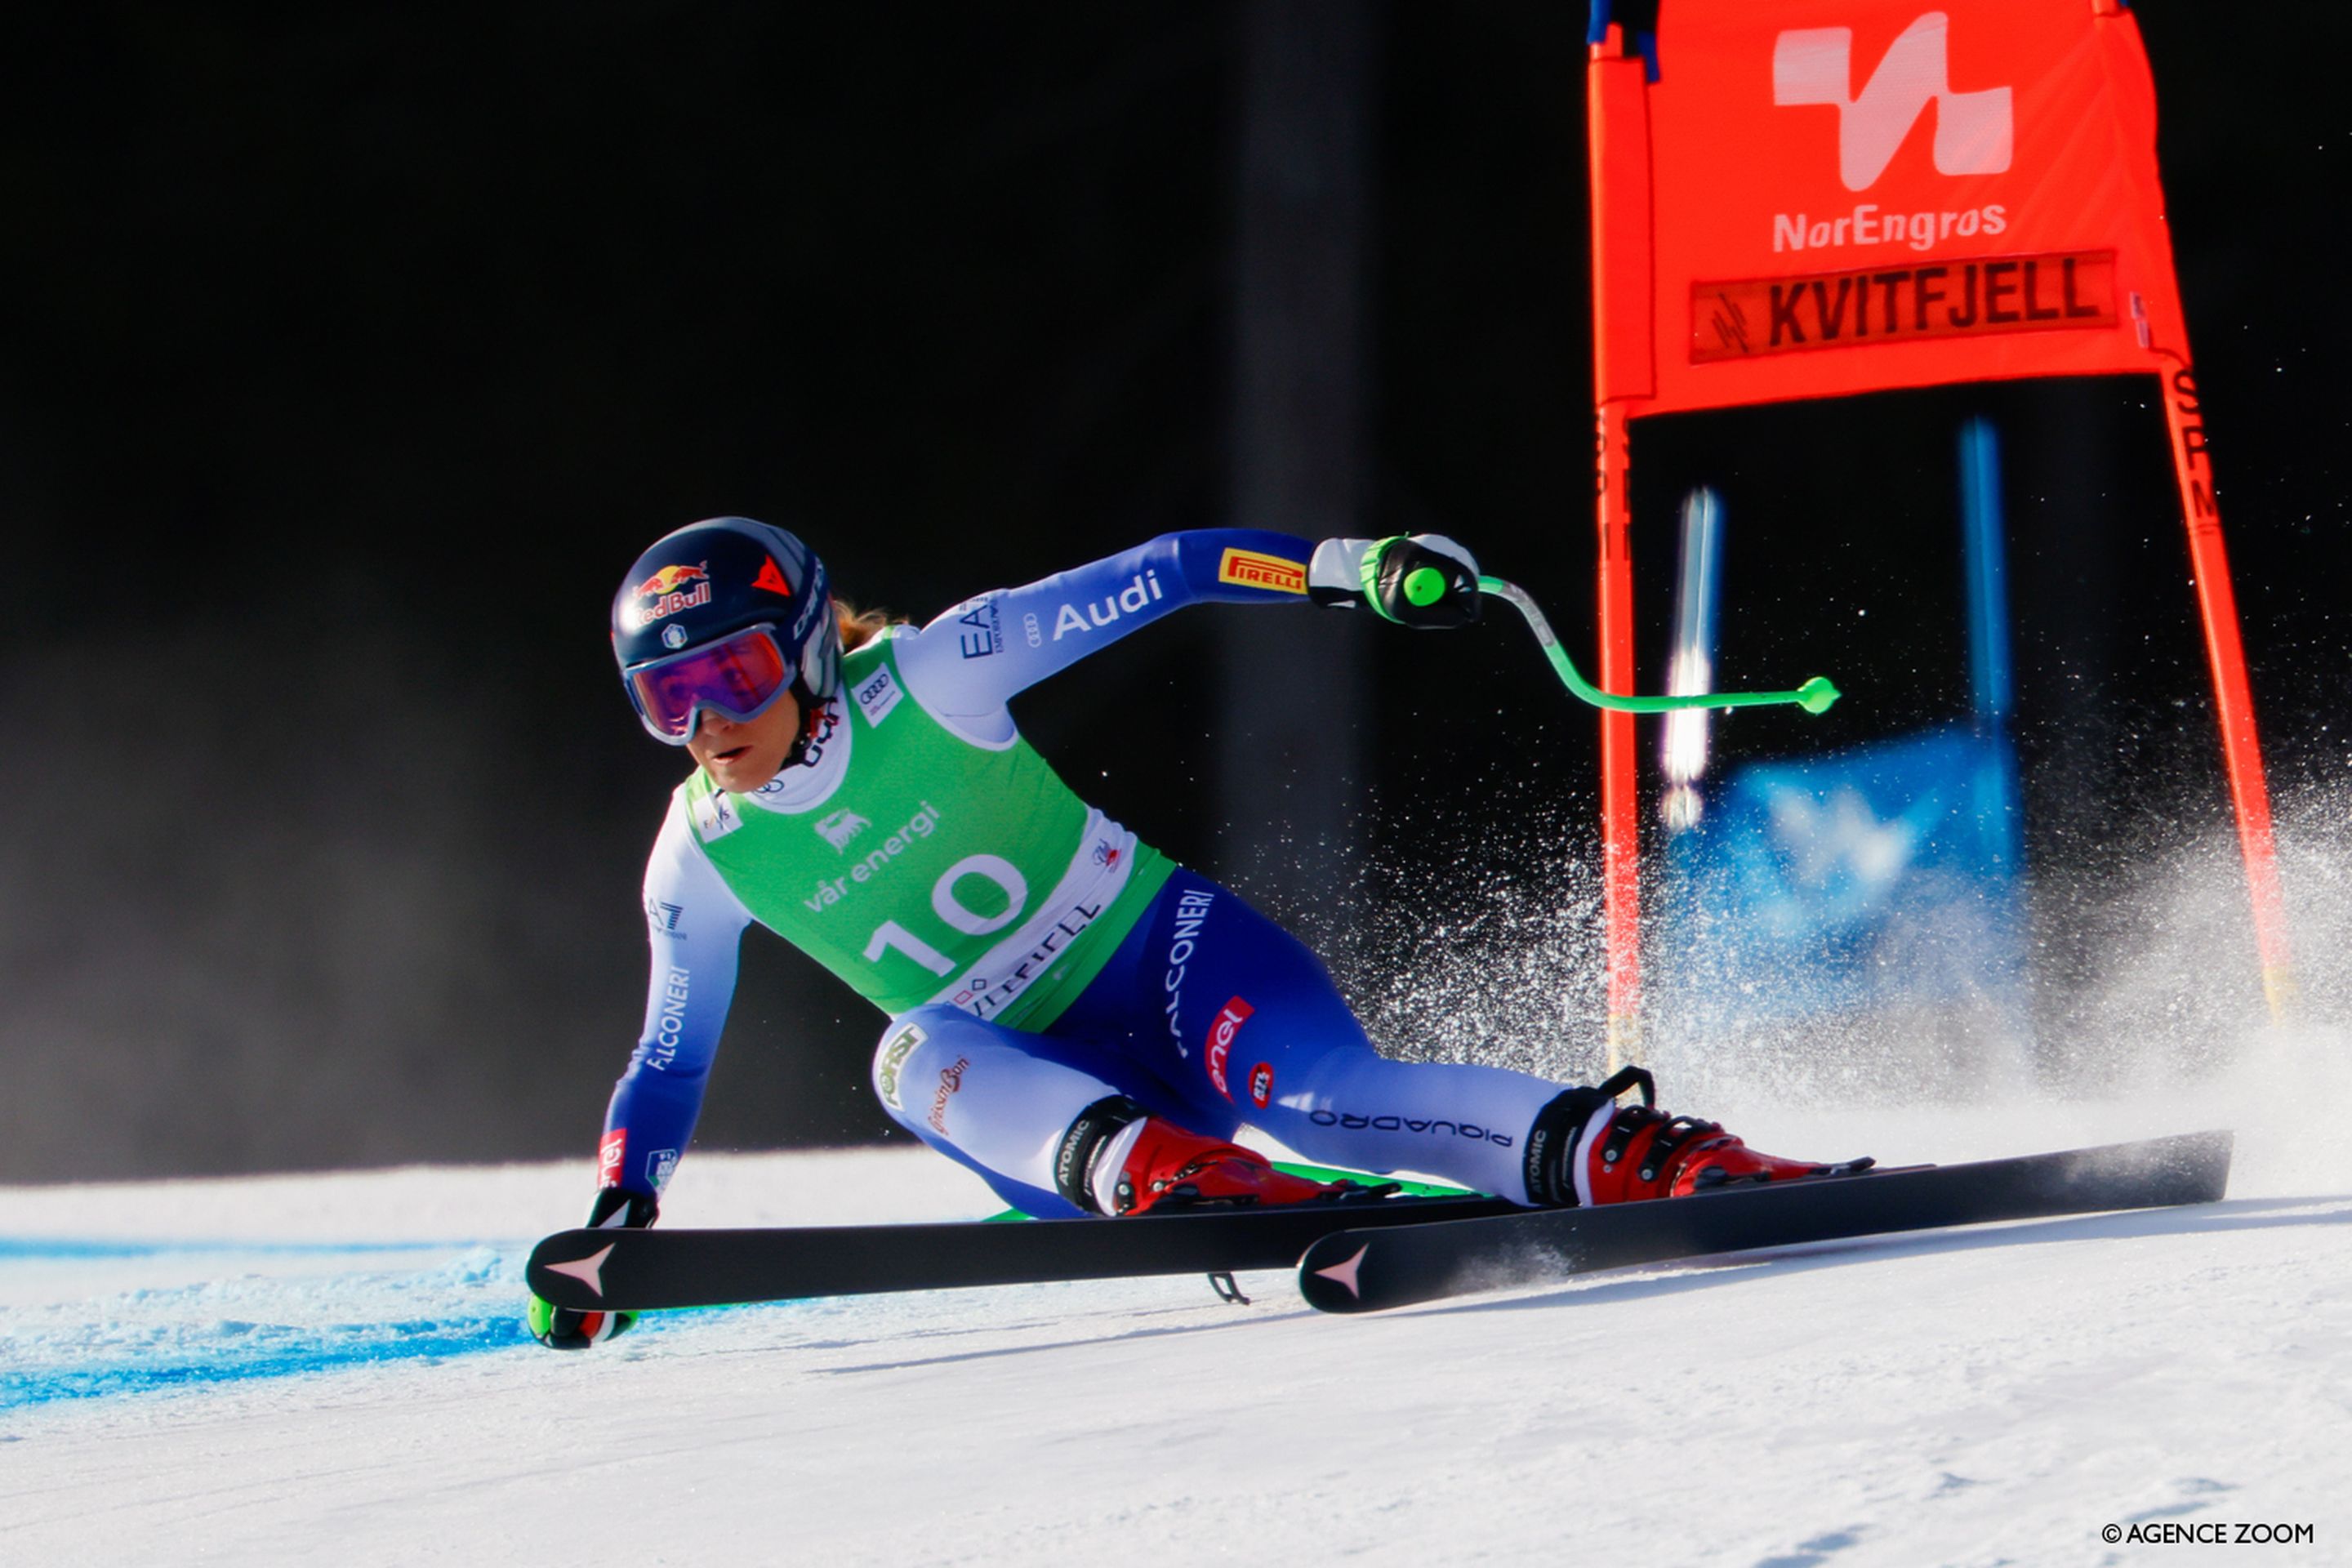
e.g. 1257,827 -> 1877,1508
4,1045 -> 2350,1568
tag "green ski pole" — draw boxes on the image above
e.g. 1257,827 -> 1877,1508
1477,576 -> 1840,717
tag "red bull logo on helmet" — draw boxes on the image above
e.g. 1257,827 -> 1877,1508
626,561 -> 713,630
635,562 -> 707,598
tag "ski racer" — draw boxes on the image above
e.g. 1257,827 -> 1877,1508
532,517 -> 1852,1347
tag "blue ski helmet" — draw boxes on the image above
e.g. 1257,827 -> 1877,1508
612,518 -> 843,756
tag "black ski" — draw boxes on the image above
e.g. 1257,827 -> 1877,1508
528,1193 -> 1519,1312
1294,1129 -> 2233,1313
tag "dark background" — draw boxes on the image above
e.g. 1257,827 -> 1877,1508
2,4 -> 2344,1183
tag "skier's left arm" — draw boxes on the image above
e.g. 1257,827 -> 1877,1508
889,529 -> 1480,718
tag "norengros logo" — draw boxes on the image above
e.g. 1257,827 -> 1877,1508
1774,11 -> 2011,192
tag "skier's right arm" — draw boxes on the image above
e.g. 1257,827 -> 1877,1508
534,807 -> 749,1349
604,806 -> 751,1202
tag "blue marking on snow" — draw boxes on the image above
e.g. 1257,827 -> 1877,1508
0,1313 -> 536,1410
0,1242 -> 634,1412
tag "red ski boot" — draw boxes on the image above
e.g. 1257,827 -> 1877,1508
1526,1067 -> 1870,1206
1054,1097 -> 1393,1216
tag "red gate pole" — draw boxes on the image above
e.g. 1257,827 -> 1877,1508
1588,21 -> 1653,1068
1597,400 -> 1642,1068
2162,362 -> 2296,1018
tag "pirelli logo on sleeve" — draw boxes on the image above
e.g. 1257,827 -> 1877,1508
1217,548 -> 1308,595
1691,251 -> 2117,363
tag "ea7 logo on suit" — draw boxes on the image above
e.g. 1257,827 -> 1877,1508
1774,12 -> 2011,192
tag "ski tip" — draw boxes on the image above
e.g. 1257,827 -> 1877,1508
1297,1236 -> 1379,1314
526,1229 -> 617,1310
2150,1127 -> 2235,1201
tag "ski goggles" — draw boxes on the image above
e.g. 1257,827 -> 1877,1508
623,624 -> 794,744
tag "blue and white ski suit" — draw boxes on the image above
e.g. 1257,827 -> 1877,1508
612,532 -> 1566,1214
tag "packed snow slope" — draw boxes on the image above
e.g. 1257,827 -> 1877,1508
4,1045 -> 2349,1568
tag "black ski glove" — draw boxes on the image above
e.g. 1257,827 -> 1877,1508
528,1187 -> 658,1350
1307,534 -> 1482,628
